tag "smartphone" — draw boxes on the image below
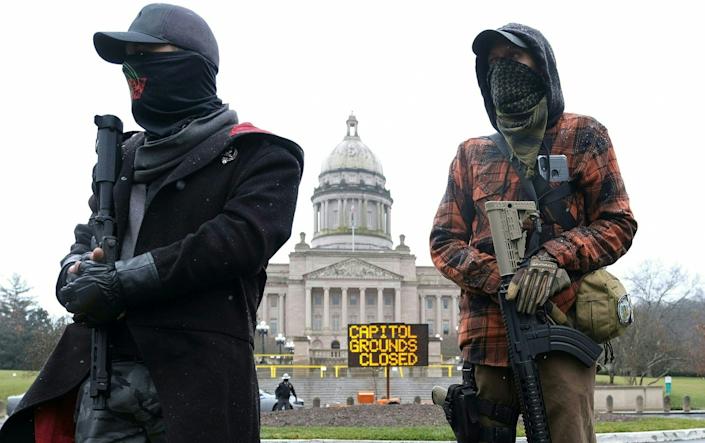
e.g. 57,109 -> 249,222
537,155 -> 570,182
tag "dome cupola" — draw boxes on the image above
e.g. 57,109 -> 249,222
321,114 -> 384,176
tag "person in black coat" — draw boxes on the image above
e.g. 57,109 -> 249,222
273,374 -> 297,411
0,4 -> 303,443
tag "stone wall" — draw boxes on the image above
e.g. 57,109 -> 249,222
594,385 -> 664,411
259,376 -> 667,411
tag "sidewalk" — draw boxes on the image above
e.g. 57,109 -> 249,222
263,427 -> 705,443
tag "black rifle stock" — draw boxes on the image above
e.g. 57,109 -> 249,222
486,201 -> 602,443
90,114 -> 123,410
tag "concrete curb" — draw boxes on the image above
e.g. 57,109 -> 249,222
597,428 -> 705,442
263,427 -> 705,443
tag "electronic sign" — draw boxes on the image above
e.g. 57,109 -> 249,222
347,323 -> 429,367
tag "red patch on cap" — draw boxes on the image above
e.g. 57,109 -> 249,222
127,78 -> 147,100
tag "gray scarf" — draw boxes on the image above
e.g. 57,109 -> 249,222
133,105 -> 238,183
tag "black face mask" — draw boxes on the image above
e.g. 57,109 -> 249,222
488,58 -> 545,114
123,51 -> 222,137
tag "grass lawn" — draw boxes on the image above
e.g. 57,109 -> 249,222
0,370 -> 37,404
261,418 -> 705,440
0,370 -> 37,415
596,374 -> 705,410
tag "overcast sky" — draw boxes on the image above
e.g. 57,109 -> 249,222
1,1 -> 702,316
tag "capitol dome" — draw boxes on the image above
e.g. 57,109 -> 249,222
310,114 -> 393,251
321,114 -> 384,176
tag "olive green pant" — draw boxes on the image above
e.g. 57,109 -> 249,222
475,352 -> 597,443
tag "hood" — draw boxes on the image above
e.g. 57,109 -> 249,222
476,23 -> 564,130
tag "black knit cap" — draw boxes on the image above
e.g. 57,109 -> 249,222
93,3 -> 219,69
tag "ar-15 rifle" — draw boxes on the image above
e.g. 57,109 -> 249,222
485,201 -> 602,443
89,114 -> 123,409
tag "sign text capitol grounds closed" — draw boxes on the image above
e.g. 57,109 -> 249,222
347,323 -> 429,367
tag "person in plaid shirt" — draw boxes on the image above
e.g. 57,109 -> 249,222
430,23 -> 637,442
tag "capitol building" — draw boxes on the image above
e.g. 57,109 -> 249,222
257,114 -> 460,356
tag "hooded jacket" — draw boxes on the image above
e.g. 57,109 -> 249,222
430,24 -> 637,366
476,23 -> 564,131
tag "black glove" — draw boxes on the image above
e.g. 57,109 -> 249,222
55,251 -> 94,303
59,253 -> 161,324
59,260 -> 125,324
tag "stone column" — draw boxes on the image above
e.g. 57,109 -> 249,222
435,295 -> 442,335
313,204 -> 318,233
323,200 -> 328,230
320,201 -> 324,231
370,200 -> 376,230
377,288 -> 383,321
359,288 -> 365,322
338,198 -> 343,227
383,203 -> 387,233
394,287 -> 401,322
323,287 -> 330,330
279,293 -> 285,335
377,202 -> 383,231
342,199 -> 347,226
358,198 -> 362,226
362,198 -> 367,228
451,295 -> 458,333
305,287 -> 312,330
262,293 -> 269,323
420,295 -> 426,323
386,205 -> 391,235
341,288 -> 348,328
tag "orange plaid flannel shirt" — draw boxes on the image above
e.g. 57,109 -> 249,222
430,113 -> 637,366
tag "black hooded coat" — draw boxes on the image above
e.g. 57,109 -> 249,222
0,122 -> 304,443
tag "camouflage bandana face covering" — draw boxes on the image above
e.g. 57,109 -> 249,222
488,58 -> 545,114
488,58 -> 548,177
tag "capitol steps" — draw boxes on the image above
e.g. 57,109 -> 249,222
258,376 -> 457,406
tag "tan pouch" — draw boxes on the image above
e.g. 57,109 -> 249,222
574,268 -> 633,343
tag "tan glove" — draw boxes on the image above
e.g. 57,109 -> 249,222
506,254 -> 571,314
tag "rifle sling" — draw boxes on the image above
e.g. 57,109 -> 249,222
488,133 -> 577,238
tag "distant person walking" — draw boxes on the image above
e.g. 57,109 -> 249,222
273,374 -> 297,411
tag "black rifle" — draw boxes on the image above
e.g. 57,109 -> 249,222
487,201 -> 602,443
497,281 -> 602,442
89,114 -> 123,409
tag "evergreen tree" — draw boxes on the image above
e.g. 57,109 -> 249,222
0,275 -> 66,370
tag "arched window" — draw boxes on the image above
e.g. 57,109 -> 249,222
331,340 -> 341,349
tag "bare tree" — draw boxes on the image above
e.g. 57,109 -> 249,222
610,261 -> 701,385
